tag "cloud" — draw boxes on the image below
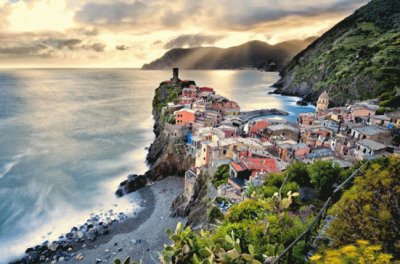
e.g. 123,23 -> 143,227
0,0 -> 370,67
0,43 -> 47,55
164,34 -> 223,49
81,43 -> 105,52
215,0 -> 369,29
116,44 -> 129,51
76,1 -> 148,25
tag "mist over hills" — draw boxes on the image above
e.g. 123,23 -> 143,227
142,37 -> 316,70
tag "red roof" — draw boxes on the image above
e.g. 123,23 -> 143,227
200,87 -> 214,93
230,161 -> 246,172
241,157 -> 278,172
250,120 -> 271,133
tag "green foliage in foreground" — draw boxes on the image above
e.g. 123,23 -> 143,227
212,164 -> 230,188
161,188 -> 314,264
327,156 -> 400,256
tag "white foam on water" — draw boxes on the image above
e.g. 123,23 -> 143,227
0,152 -> 28,179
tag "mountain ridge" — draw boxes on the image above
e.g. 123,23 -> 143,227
142,37 -> 317,70
273,0 -> 400,105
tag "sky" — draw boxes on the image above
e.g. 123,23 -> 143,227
0,0 -> 369,68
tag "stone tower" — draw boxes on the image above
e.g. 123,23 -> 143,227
172,68 -> 179,82
316,91 -> 329,112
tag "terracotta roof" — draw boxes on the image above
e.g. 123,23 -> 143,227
241,157 -> 278,172
230,161 -> 246,172
250,120 -> 270,132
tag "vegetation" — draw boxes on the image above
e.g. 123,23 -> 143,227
327,156 -> 400,256
277,0 -> 400,105
161,162 -> 322,263
208,206 -> 224,223
308,161 -> 341,199
117,157 -> 400,263
212,164 -> 230,188
310,240 -> 394,264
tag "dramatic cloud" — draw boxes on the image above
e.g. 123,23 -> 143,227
164,34 -> 223,49
218,0 -> 369,29
82,43 -> 106,52
76,1 -> 148,25
0,0 -> 369,67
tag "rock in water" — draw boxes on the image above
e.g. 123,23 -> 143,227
115,174 -> 147,197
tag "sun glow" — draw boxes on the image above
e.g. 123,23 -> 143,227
7,0 -> 75,32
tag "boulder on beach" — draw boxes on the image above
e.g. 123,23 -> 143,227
115,174 -> 147,197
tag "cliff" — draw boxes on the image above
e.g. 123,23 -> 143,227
116,78 -> 196,195
273,0 -> 400,105
145,80 -> 195,180
142,38 -> 316,71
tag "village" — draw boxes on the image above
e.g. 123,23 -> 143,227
161,69 -> 399,210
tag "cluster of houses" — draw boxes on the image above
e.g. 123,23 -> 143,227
162,69 -> 400,205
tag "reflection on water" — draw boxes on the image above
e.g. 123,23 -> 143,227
0,69 -> 313,262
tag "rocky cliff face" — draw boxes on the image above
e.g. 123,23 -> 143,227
145,80 -> 195,180
274,0 -> 400,105
116,80 -> 195,196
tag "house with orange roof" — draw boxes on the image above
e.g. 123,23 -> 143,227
229,157 -> 279,181
175,108 -> 196,126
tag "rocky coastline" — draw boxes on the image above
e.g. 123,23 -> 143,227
12,77 -> 196,264
13,74 -> 292,264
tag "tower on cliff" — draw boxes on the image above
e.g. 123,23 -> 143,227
172,68 -> 179,84
316,91 -> 329,112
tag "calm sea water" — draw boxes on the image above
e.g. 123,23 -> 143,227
0,69 -> 314,262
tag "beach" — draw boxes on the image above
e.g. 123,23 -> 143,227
30,176 -> 186,264
71,176 -> 186,264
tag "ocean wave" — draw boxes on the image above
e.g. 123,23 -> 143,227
0,152 -> 29,179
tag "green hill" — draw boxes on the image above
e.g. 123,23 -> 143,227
274,0 -> 400,105
142,38 -> 316,70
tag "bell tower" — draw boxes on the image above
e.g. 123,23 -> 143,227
316,91 -> 329,112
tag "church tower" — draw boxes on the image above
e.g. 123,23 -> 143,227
316,91 -> 329,112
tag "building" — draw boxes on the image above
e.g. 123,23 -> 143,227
182,87 -> 198,98
349,104 -> 376,121
263,124 -> 300,141
248,119 -> 271,137
369,115 -> 392,127
354,139 -> 387,160
298,113 -> 315,126
229,157 -> 279,180
316,91 -> 329,112
386,111 -> 400,128
175,108 -> 196,126
350,125 -> 390,142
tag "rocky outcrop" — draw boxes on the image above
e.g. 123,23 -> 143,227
116,79 -> 195,196
273,0 -> 400,105
115,174 -> 147,197
170,171 -> 211,227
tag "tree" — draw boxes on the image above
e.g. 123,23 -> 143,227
327,156 -> 400,256
308,161 -> 341,199
212,164 -> 229,187
286,162 -> 311,187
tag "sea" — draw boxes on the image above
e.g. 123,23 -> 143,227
0,69 -> 314,262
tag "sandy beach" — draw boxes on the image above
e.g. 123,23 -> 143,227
63,176 -> 186,264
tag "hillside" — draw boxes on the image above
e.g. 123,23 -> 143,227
142,38 -> 316,70
273,0 -> 400,105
